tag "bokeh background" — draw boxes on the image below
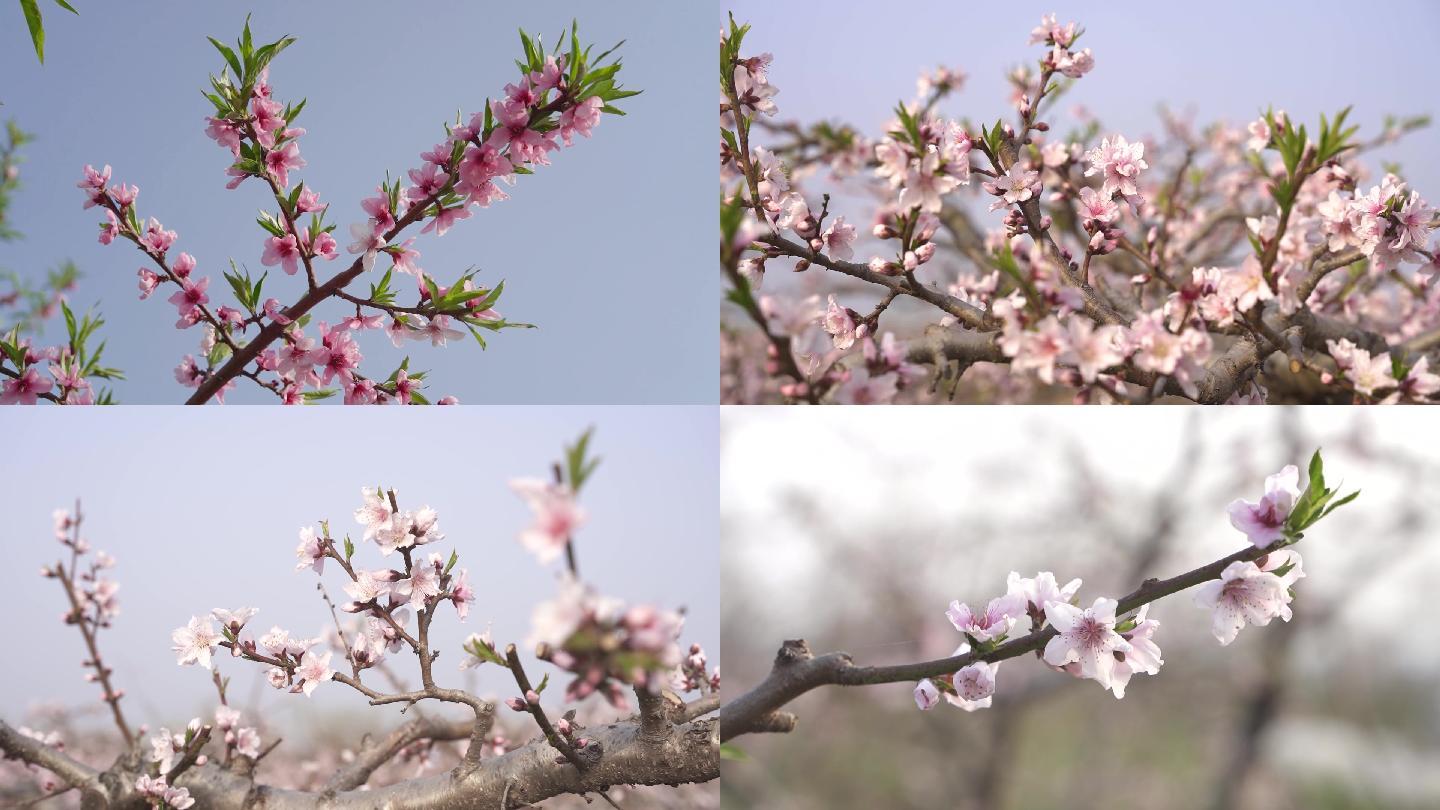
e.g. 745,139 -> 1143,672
0,406 -> 718,806
721,407 -> 1440,810
0,0 -> 716,403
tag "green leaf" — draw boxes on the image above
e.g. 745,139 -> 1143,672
535,672 -> 550,694
1316,489 -> 1360,522
343,535 -> 354,560
60,299 -> 77,344
465,635 -> 506,667
1306,449 -> 1325,498
720,742 -> 750,762
1,337 -> 27,369
20,0 -> 44,63
1283,449 -> 1359,534
208,36 -> 243,78
563,427 -> 600,493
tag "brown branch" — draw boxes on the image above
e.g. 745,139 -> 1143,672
503,644 -> 584,771
323,716 -> 472,793
721,538 -> 1294,741
0,712 -> 715,810
634,689 -> 670,745
757,233 -> 992,330
168,713 -> 716,809
678,694 -> 720,724
54,502 -> 132,745
165,724 -> 213,783
0,720 -> 104,800
187,92 -> 576,404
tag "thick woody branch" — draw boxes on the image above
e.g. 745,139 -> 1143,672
171,715 -> 717,810
4,714 -> 715,809
0,720 -> 104,800
678,695 -> 720,724
635,689 -> 670,744
721,540 -> 1287,741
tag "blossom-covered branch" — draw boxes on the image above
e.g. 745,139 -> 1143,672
721,450 -> 1355,743
1,431 -> 717,808
720,12 -> 1439,404
62,17 -> 636,405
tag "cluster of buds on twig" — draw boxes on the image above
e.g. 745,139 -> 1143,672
548,711 -> 600,766
672,643 -> 719,694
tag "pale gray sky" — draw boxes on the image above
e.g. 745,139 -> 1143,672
1,406 -> 718,740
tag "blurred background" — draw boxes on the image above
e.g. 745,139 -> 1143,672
0,406 -> 718,806
0,0 -> 716,404
721,407 -> 1440,810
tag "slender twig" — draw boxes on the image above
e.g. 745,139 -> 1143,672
53,502 -> 132,745
503,644 -> 584,770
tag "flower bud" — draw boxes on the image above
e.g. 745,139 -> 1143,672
506,697 -> 528,712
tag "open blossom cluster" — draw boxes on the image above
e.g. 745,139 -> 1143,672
516,576 -> 685,708
914,463 -> 1317,714
0,325 -> 111,404
721,12 -> 1440,405
171,488 -> 475,701
60,22 -> 624,405
508,478 -> 587,563
916,570 -> 1160,708
1198,464 -> 1308,644
135,769 -> 196,808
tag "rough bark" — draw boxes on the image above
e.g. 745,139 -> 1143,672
2,712 -> 717,809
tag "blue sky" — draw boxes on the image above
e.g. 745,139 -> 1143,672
0,1 -> 716,403
0,406 -> 718,740
724,0 -> 1439,195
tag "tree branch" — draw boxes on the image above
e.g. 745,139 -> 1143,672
721,539 -> 1288,741
0,720 -> 104,800
323,716 -> 472,793
171,715 -> 716,809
